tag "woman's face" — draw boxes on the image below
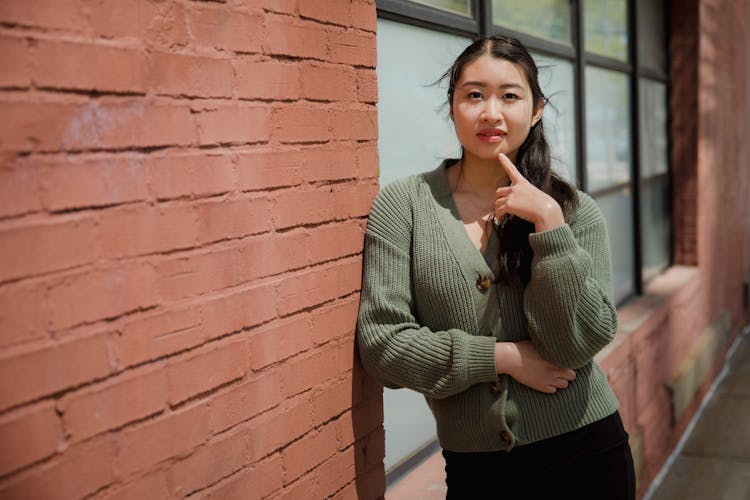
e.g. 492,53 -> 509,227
450,54 -> 543,164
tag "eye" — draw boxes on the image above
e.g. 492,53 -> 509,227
467,90 -> 483,100
503,92 -> 520,101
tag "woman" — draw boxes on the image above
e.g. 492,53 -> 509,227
357,35 -> 635,498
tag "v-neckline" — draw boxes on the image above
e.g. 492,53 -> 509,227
426,161 -> 496,280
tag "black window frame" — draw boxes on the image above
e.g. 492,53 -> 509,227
376,0 -> 672,302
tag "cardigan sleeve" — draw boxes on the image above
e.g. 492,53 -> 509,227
522,193 -> 618,369
356,180 -> 498,399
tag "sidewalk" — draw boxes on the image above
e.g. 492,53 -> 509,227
646,330 -> 750,500
388,330 -> 750,500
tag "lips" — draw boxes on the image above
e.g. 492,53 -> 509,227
476,128 -> 506,142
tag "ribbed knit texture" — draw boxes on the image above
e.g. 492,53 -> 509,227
357,161 -> 619,452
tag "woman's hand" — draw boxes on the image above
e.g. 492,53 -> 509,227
494,153 -> 565,232
495,340 -> 576,394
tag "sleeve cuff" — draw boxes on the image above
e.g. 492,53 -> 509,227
462,334 -> 499,384
528,224 -> 580,260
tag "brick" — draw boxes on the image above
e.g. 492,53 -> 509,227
148,153 -> 235,200
204,453 -> 283,500
210,372 -> 284,433
59,368 -> 167,441
33,40 -> 147,93
312,377 -> 352,427
307,220 -> 364,264
60,100 -> 195,151
154,246 -> 244,302
116,306 -> 204,368
187,6 -> 264,53
247,394 -> 314,462
300,62 -> 357,102
195,197 -> 272,245
0,157 -> 41,217
235,60 -> 300,100
301,143 -> 358,183
46,262 -> 158,331
249,314 -> 313,371
0,0 -> 86,31
281,344 -> 341,398
311,298 -> 359,346
266,15 -> 327,60
0,437 -> 116,500
200,283 -> 277,339
245,0 -> 295,14
350,1 -> 377,33
0,333 -> 111,411
118,403 -> 210,476
0,402 -> 62,476
196,105 -> 270,145
276,259 -> 362,317
279,471 -> 319,500
356,142 -> 379,179
316,449 -> 356,498
350,396 -> 383,439
85,0 -> 163,40
332,181 -> 379,218
0,100 -> 78,152
0,215 -> 98,282
0,281 -> 47,348
240,231 -> 309,281
356,68 -> 378,103
167,340 -> 248,405
103,469 -> 170,500
282,421 -> 338,484
38,156 -> 148,211
273,185 -> 334,229
0,35 -> 30,87
272,104 -> 331,143
171,429 -> 250,496
299,0 -> 351,26
97,204 -> 197,258
148,52 -> 233,98
327,30 -> 376,67
235,149 -> 302,191
330,108 -> 378,140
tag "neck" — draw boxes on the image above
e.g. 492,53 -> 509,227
455,152 -> 513,196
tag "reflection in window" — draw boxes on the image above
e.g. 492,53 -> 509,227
639,79 -> 668,178
584,0 -> 628,61
637,0 -> 667,74
411,0 -> 472,16
493,0 -> 571,45
585,66 -> 631,191
597,188 -> 635,302
533,53 -> 576,183
640,177 -> 670,282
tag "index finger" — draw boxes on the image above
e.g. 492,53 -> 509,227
498,153 -> 524,183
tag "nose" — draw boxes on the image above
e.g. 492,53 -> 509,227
481,96 -> 503,122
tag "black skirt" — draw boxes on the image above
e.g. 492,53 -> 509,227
442,411 -> 636,500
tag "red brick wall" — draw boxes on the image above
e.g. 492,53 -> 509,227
0,1 -> 384,499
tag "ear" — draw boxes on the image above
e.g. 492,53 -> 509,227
449,105 -> 454,121
531,99 -> 545,127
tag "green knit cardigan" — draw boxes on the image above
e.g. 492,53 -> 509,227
356,162 -> 619,452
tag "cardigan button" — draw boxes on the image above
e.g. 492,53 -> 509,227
476,275 -> 491,293
500,430 -> 512,445
489,380 -> 502,395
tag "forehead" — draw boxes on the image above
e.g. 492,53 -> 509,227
457,54 -> 529,88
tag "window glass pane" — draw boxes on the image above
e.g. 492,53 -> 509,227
377,19 -> 469,188
640,176 -> 670,282
492,0 -> 571,45
411,0 -> 472,16
596,189 -> 635,303
585,66 -> 631,191
377,18 -> 471,471
585,0 -> 628,61
533,53 -> 577,184
637,0 -> 666,74
639,78 -> 668,178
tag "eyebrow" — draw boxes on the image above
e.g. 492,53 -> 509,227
458,81 -> 525,90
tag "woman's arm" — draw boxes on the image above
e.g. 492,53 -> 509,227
522,194 -> 618,369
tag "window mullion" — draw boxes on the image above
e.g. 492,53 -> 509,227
572,0 -> 587,191
628,0 -> 644,294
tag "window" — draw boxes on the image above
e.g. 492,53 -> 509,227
376,0 -> 670,482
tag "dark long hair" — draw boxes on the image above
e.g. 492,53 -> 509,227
440,35 -> 578,284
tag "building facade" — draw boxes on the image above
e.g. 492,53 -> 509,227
0,0 -> 748,499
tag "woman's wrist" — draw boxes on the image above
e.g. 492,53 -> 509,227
494,342 -> 518,375
533,200 -> 565,232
